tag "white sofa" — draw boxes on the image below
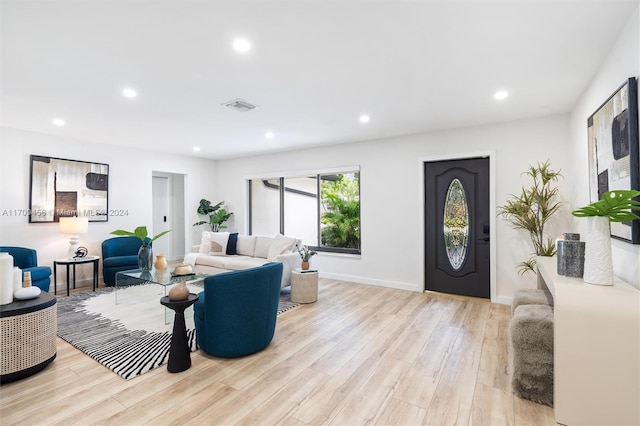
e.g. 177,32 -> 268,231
184,233 -> 301,288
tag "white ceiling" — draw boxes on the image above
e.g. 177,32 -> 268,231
1,0 -> 638,160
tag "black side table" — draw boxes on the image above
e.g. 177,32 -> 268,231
160,293 -> 199,373
53,256 -> 100,296
1,292 -> 57,383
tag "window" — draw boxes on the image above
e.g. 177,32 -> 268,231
249,170 -> 360,254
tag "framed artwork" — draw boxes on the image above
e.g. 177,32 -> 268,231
587,77 -> 639,243
29,155 -> 109,223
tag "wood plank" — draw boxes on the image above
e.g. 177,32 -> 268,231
0,279 -> 560,426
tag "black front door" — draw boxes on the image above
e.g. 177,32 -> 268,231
424,157 -> 490,298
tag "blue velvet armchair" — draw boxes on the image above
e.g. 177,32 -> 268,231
0,246 -> 51,292
101,237 -> 142,286
194,262 -> 283,358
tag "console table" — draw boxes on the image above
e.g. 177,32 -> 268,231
536,256 -> 639,425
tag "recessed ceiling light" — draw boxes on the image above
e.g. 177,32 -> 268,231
52,118 -> 65,127
193,146 -> 201,152
265,132 -> 275,139
122,88 -> 138,98
233,38 -> 251,53
359,115 -> 370,123
494,90 -> 509,100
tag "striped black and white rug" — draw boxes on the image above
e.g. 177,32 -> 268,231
56,283 -> 299,380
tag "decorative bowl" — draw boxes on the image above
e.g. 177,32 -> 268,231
173,263 -> 193,275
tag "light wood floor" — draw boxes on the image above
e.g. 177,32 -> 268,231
0,279 -> 557,425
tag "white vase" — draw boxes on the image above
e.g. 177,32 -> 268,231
583,216 -> 613,285
13,267 -> 22,295
0,252 -> 14,305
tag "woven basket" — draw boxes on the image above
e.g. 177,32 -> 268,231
1,304 -> 57,375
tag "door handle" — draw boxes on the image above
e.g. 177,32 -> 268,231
479,237 -> 490,242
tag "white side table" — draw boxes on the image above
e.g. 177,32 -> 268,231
291,269 -> 318,303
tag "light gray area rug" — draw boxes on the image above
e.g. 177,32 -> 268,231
57,283 -> 299,380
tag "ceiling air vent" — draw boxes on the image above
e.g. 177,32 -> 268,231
223,98 -> 258,112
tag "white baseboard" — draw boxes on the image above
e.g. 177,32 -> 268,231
318,271 -> 422,292
492,295 -> 512,306
53,277 -> 97,293
320,271 -> 514,306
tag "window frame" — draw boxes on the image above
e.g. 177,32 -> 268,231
247,166 -> 361,255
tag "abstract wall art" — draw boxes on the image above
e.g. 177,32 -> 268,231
29,155 -> 109,223
587,77 -> 639,243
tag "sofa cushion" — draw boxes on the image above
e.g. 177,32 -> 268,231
226,233 -> 238,255
267,234 -> 297,261
209,232 -> 230,256
195,255 -> 227,269
222,256 -> 269,271
198,232 -> 212,254
236,235 -> 257,257
254,236 -> 274,259
103,255 -> 138,268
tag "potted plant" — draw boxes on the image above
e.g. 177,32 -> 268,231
497,160 -> 562,274
572,189 -> 640,285
192,199 -> 233,232
110,226 -> 171,272
296,244 -> 317,270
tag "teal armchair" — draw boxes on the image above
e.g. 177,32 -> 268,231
0,246 -> 51,292
101,237 -> 142,286
194,262 -> 283,357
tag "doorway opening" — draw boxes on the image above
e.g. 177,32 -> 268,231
152,172 -> 186,261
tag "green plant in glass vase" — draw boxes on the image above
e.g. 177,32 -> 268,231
110,226 -> 171,272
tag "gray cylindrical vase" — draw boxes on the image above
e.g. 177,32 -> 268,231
563,233 -> 580,241
557,239 -> 585,277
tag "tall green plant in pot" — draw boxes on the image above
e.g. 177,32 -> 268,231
497,160 -> 562,274
192,199 -> 233,232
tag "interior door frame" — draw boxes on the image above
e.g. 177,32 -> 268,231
418,151 -> 497,302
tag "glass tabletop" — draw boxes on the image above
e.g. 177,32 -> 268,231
114,268 -> 208,323
116,268 -> 209,287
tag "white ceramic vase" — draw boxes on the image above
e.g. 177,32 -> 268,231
0,252 -> 14,305
13,267 -> 22,295
583,216 -> 613,285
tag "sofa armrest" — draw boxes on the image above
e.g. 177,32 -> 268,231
191,245 -> 201,253
276,252 -> 301,288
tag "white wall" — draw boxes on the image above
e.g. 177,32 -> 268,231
0,127 -> 217,290
215,114 -> 571,303
569,5 -> 640,289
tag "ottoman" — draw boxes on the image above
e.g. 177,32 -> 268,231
511,288 -> 553,315
510,304 -> 554,407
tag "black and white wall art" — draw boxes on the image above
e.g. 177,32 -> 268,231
587,77 -> 639,243
29,155 -> 109,223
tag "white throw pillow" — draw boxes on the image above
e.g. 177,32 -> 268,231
254,236 -> 274,259
267,234 -> 296,261
209,232 -> 230,256
198,232 -> 212,254
236,235 -> 257,257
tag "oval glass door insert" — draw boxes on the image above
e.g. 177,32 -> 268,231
443,178 -> 469,270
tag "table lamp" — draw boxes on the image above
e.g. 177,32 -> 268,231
59,217 -> 89,258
